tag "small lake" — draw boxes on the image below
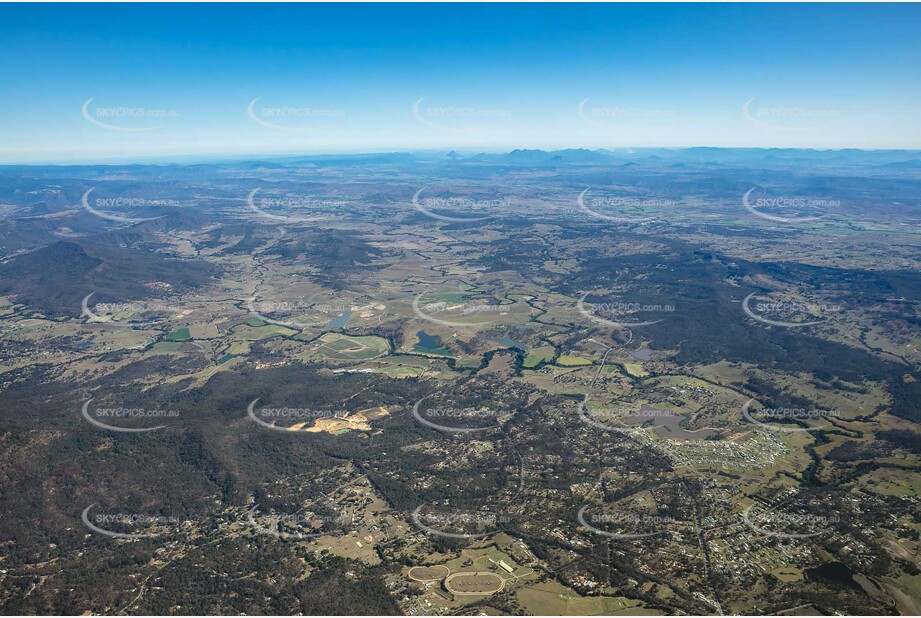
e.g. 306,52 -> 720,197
414,330 -> 451,355
326,309 -> 351,329
805,562 -> 860,591
630,347 -> 653,361
489,335 -> 526,350
624,405 -> 718,441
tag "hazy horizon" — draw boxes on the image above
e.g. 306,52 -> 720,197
5,145 -> 921,168
2,3 -> 919,164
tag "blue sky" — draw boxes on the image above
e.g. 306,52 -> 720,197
1,3 -> 919,162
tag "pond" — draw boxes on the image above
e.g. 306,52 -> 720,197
414,330 -> 451,355
326,309 -> 351,329
630,346 -> 653,361
489,335 -> 526,350
805,562 -> 860,591
624,405 -> 718,440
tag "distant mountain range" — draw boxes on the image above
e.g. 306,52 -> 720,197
205,147 -> 921,170
6,147 -> 919,171
454,147 -> 921,167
